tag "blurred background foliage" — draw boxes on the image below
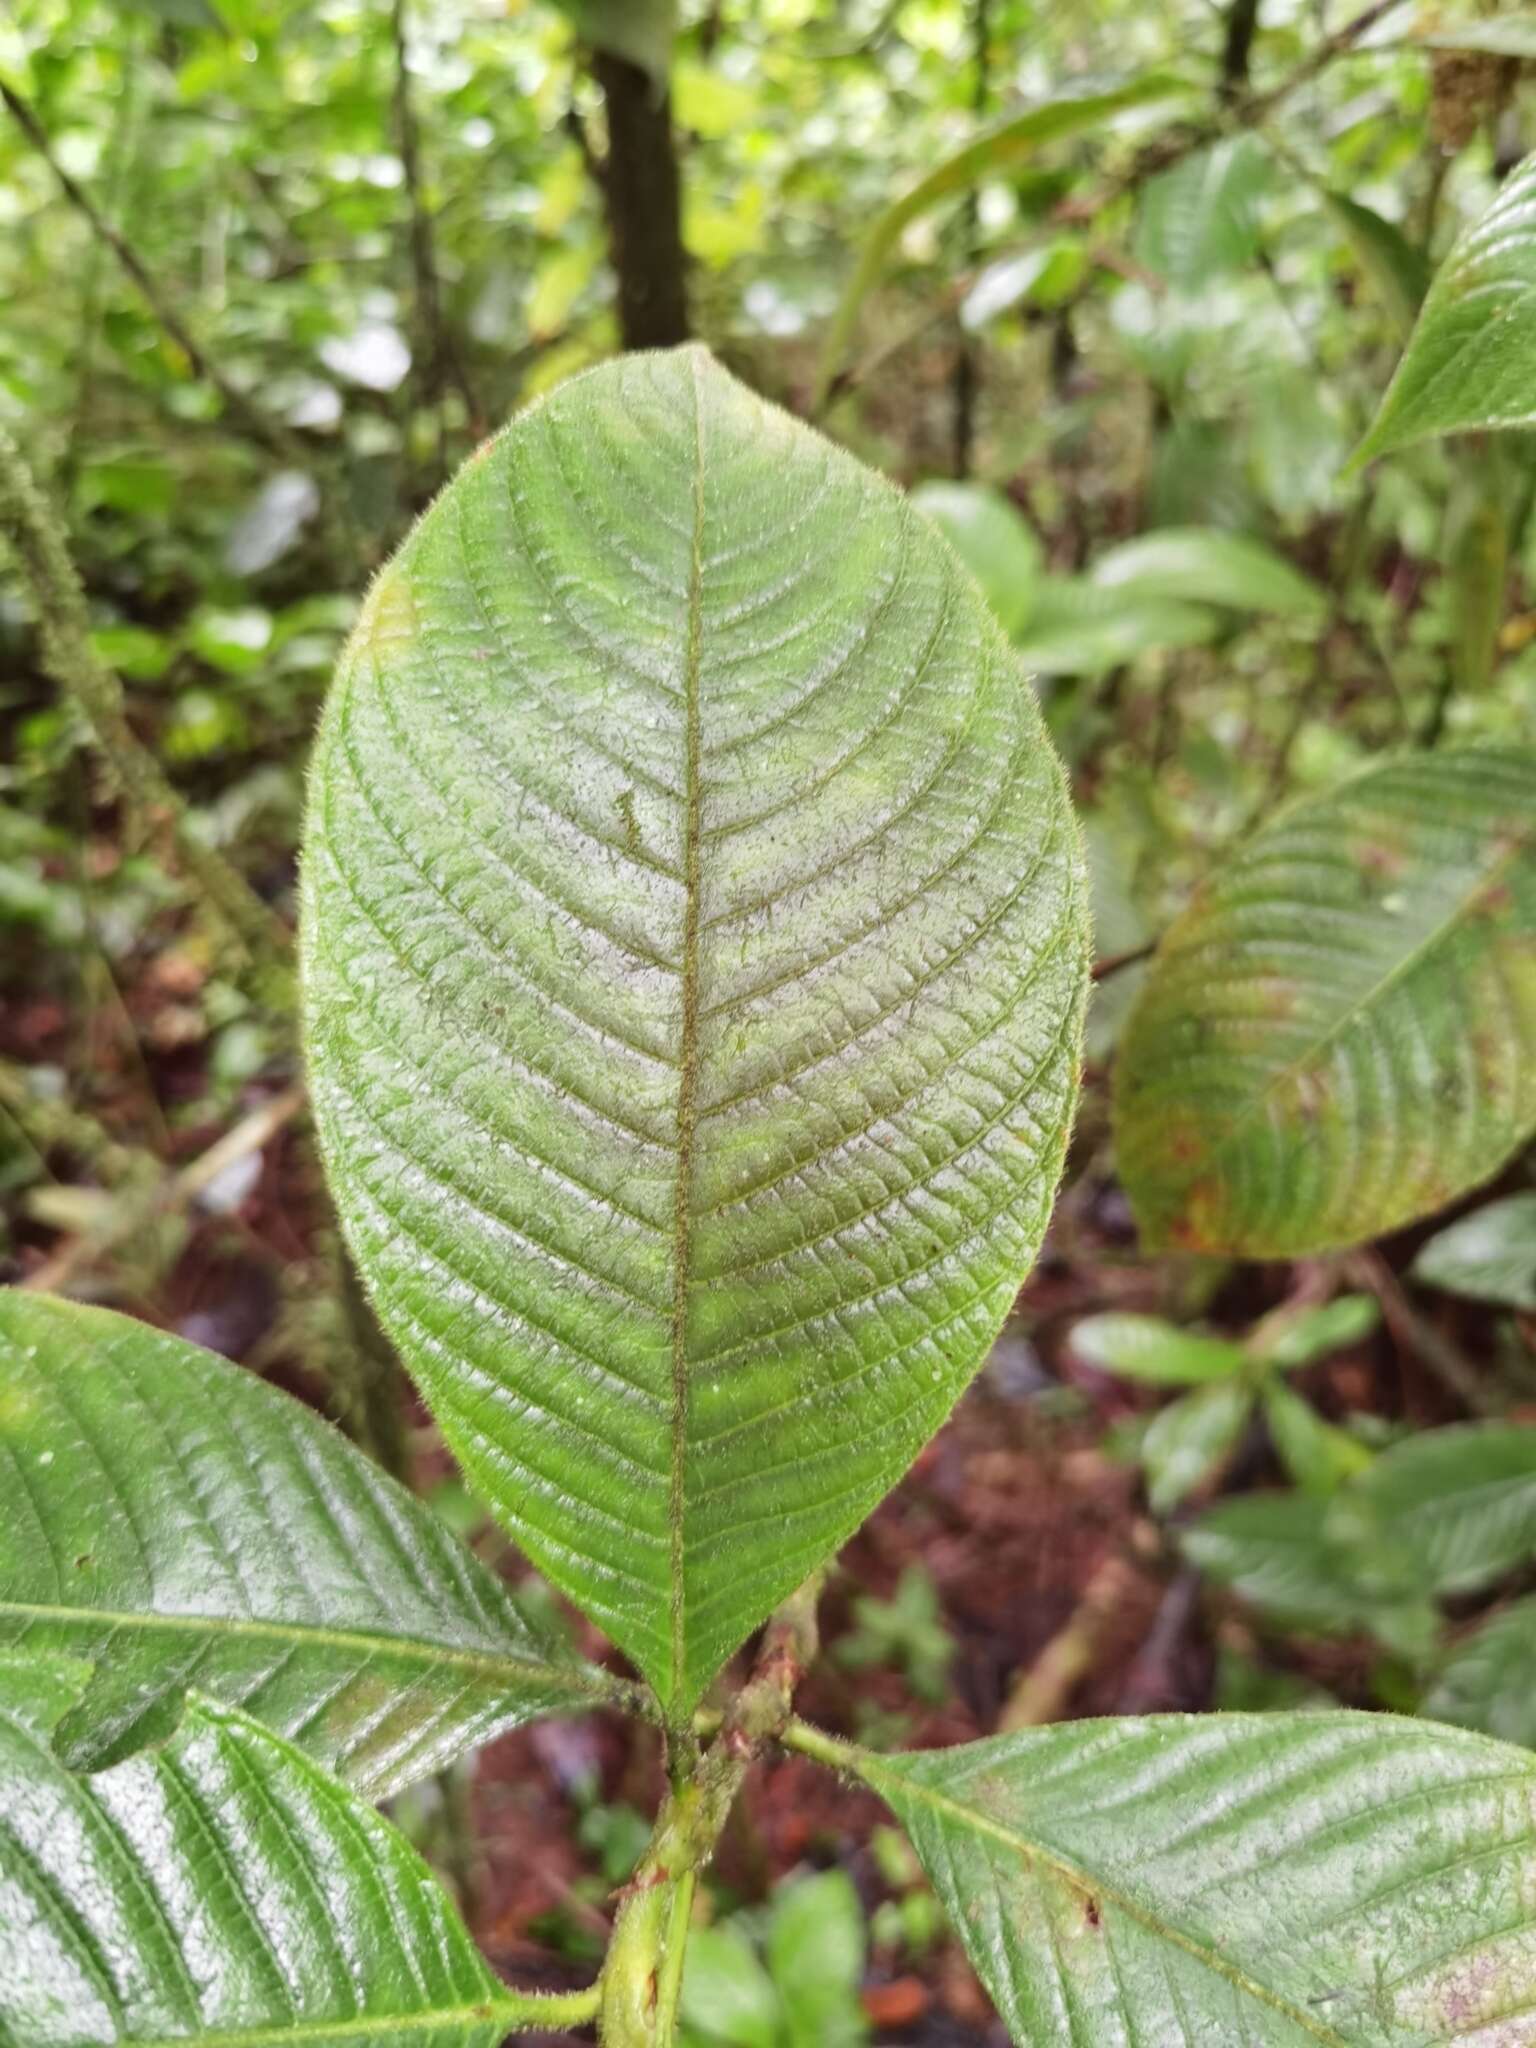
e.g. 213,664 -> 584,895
2,1 -> 1535,2034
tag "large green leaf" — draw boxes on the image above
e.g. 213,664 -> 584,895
0,1651 -> 579,2045
1331,1422 -> 1536,1597
1114,748 -> 1536,1256
0,1292 -> 609,1797
812,75 -> 1188,411
1088,526 -> 1325,618
845,1710 -> 1536,2045
301,348 -> 1089,1717
1356,151 -> 1536,461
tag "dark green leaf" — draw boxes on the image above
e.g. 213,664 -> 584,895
0,1292 -> 609,1796
0,1650 -> 566,2045
1331,1422 -> 1536,1596
1321,191 -> 1430,337
1427,1595 -> 1536,1747
1356,150 -> 1536,460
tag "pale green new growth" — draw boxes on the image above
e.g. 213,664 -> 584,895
302,346 -> 1089,1715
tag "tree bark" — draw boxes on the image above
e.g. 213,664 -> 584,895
591,50 -> 689,350
1221,0 -> 1262,98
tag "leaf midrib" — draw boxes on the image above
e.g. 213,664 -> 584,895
668,347 -> 708,1712
0,1598 -> 606,1698
863,1758 -> 1354,2046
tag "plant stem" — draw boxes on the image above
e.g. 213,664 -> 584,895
0,423 -> 294,992
599,1576 -> 823,2044
589,51 -> 690,349
1,79 -> 301,462
498,1983 -> 603,2032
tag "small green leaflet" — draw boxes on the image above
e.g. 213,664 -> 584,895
302,348 -> 1089,1717
1088,526 -> 1324,617
0,1292 -> 609,1796
0,1651 -> 580,2046
1114,747 -> 1536,1256
1330,1422 -> 1536,1597
1355,149 -> 1536,460
851,1710 -> 1536,2045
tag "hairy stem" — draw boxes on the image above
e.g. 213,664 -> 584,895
0,424 -> 294,989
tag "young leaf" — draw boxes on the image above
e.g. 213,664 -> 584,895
766,1870 -> 868,2048
812,75 -> 1188,410
0,1292 -> 609,1796
1183,1492 -> 1414,1635
1331,1422 -> 1536,1597
1013,580 -> 1219,674
1088,526 -> 1325,618
1427,1594 -> 1536,1748
1254,1293 -> 1379,1371
301,348 -> 1090,1717
849,1710 -> 1536,2044
1413,1191 -> 1536,1310
679,1923 -> 780,2048
1114,747 -> 1536,1256
909,481 -> 1041,637
1262,1381 -> 1371,1495
1355,149 -> 1536,461
1133,136 -> 1271,291
0,1651 -> 570,2046
1141,1379 -> 1251,1512
1320,190 -> 1429,338
1070,1312 -> 1246,1385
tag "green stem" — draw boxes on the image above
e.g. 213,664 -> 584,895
779,1717 -> 867,1775
0,423 -> 294,994
499,1983 -> 603,2032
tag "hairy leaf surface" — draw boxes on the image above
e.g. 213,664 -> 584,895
1357,150 -> 1536,459
0,1293 -> 606,1796
862,1711 -> 1536,2045
0,1651 -> 545,2046
302,348 -> 1089,1714
1114,748 -> 1536,1256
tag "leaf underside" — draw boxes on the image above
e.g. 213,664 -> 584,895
302,347 -> 1089,1713
0,1651 -> 505,2048
868,1710 -> 1536,2046
1113,747 -> 1536,1257
0,1292 -> 600,1798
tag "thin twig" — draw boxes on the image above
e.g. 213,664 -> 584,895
1343,1246 -> 1499,1417
1,79 -> 302,461
1091,940 -> 1156,983
23,1084 -> 306,1296
389,0 -> 480,436
999,1553 -> 1142,1730
0,423 -> 293,982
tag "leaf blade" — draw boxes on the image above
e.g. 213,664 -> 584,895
0,1651 -> 535,2047
302,348 -> 1090,1714
1355,150 -> 1536,460
854,1710 -> 1536,2045
1113,747 -> 1536,1256
0,1292 -> 608,1796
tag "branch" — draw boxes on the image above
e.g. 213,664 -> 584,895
0,423 -> 294,983
21,1084 -> 306,1296
1,79 -> 302,462
388,0 -> 480,432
